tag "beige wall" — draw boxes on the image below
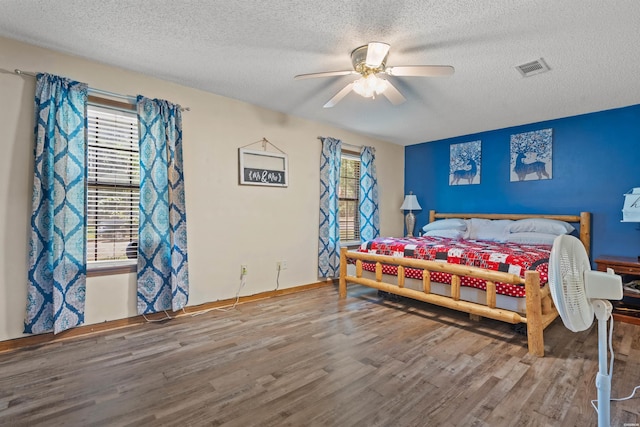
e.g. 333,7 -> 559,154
0,36 -> 405,342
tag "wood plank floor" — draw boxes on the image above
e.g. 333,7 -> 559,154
1,285 -> 639,426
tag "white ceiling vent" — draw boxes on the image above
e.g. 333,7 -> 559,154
516,58 -> 550,77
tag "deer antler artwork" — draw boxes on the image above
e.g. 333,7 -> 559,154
510,129 -> 552,182
450,140 -> 481,186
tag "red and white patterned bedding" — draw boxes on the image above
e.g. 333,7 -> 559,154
356,236 -> 552,298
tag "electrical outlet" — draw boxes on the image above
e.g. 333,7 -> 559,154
241,265 -> 248,276
277,261 -> 287,271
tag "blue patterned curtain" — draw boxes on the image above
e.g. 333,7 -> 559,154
25,74 -> 88,334
359,146 -> 380,241
136,96 -> 189,314
318,137 -> 342,277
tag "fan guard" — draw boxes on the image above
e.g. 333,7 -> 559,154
549,234 -> 594,332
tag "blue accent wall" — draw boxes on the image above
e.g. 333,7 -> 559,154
405,104 -> 640,261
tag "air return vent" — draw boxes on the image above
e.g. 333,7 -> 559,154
516,58 -> 550,77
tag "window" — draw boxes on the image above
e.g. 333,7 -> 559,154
339,153 -> 360,241
87,100 -> 139,266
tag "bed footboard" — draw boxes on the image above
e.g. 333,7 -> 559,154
339,248 -> 558,357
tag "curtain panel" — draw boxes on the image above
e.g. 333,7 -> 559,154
359,146 -> 380,242
318,137 -> 342,277
136,96 -> 189,314
25,73 -> 88,334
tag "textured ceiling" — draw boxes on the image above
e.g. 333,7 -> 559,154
1,1 -> 639,145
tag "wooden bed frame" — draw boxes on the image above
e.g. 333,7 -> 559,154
339,210 -> 591,357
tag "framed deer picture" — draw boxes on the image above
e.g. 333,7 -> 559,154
449,140 -> 481,186
510,129 -> 553,182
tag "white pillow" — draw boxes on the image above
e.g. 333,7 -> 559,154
422,218 -> 467,232
505,232 -> 558,245
467,218 -> 513,242
506,218 -> 575,235
424,229 -> 466,239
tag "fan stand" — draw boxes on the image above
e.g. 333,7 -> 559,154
593,299 -> 613,427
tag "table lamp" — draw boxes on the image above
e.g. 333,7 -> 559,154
400,192 -> 421,237
621,188 -> 640,260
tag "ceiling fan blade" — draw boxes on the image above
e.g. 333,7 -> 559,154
381,80 -> 406,106
323,82 -> 355,108
386,65 -> 455,77
365,42 -> 390,68
294,70 -> 357,80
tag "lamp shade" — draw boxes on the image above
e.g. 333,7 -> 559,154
622,187 -> 640,222
400,194 -> 421,211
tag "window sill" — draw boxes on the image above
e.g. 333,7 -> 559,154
87,260 -> 137,277
341,240 -> 361,249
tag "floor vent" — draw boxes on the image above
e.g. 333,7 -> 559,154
516,58 -> 550,77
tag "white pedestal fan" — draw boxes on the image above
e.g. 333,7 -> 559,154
548,235 -> 623,427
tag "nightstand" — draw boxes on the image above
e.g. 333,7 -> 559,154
595,256 -> 640,325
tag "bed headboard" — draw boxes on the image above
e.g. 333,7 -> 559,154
428,210 -> 592,256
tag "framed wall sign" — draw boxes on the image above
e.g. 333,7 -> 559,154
239,148 -> 288,187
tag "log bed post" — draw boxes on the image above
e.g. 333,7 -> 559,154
451,275 -> 461,301
339,248 -> 347,299
525,270 -> 544,357
485,281 -> 496,309
355,260 -> 363,278
580,211 -> 591,257
423,270 -> 431,294
398,265 -> 405,288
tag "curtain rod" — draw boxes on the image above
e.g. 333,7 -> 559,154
316,136 -> 363,152
317,136 -> 375,153
13,69 -> 190,112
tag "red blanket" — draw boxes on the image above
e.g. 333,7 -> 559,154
356,236 -> 551,297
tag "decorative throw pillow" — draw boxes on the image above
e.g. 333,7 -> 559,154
505,232 -> 559,245
506,218 -> 575,235
422,218 -> 467,232
467,218 -> 513,242
424,229 -> 467,239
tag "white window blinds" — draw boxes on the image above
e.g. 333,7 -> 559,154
87,104 -> 140,263
339,154 -> 361,241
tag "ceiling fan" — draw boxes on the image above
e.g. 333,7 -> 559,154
294,41 -> 454,108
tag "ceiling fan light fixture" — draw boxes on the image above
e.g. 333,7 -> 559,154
374,77 -> 388,94
352,77 -> 371,97
296,42 -> 452,108
353,74 -> 388,98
